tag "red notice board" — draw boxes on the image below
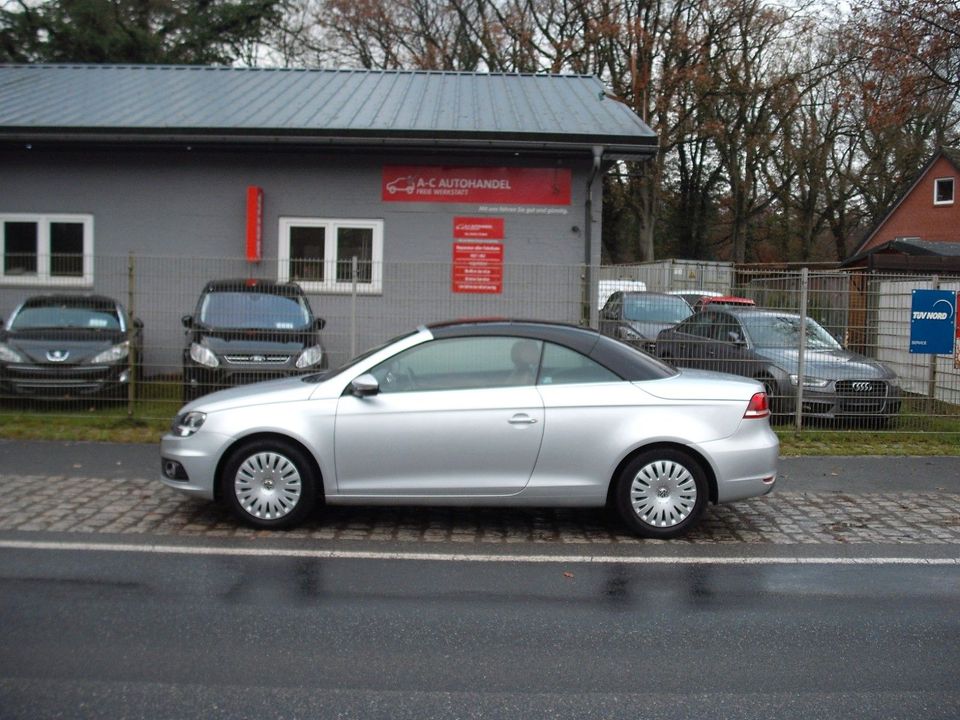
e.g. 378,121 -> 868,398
452,242 -> 503,294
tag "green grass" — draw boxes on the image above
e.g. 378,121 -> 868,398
2,380 -> 959,455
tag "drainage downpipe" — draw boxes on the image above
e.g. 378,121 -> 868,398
584,145 -> 604,327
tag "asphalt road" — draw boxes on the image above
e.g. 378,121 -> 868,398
1,547 -> 958,720
1,440 -> 958,719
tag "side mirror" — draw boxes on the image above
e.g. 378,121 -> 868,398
133,318 -> 144,330
727,331 -> 745,346
315,317 -> 326,331
350,373 -> 379,397
181,314 -> 193,329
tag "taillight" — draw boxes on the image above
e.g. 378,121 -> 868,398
743,392 -> 770,419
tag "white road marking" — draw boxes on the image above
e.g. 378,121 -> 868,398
0,539 -> 957,565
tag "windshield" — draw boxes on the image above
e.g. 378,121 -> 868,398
198,292 -> 312,330
742,314 -> 841,350
623,295 -> 693,324
10,303 -> 121,331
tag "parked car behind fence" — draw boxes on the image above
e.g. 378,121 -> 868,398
599,291 -> 694,353
0,294 -> 141,402
181,279 -> 327,401
655,307 -> 901,425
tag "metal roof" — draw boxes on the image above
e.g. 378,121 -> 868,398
0,65 -> 657,158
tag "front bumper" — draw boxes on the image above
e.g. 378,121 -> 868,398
1,363 -> 130,398
183,362 -> 325,397
160,430 -> 233,499
776,381 -> 901,419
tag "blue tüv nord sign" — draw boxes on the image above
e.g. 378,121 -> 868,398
910,289 -> 957,354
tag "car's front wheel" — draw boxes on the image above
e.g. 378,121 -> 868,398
221,439 -> 318,529
614,448 -> 708,539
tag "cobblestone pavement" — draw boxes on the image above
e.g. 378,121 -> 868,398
2,474 -> 960,545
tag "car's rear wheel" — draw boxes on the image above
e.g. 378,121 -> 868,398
614,449 -> 708,539
221,439 -> 317,529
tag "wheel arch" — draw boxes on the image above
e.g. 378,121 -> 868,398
605,441 -> 718,507
213,431 -> 325,503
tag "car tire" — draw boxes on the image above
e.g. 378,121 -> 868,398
220,439 -> 318,529
614,448 -> 708,539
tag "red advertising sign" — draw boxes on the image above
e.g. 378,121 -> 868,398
246,186 -> 263,262
452,242 -> 503,294
454,217 -> 505,239
383,166 -> 571,205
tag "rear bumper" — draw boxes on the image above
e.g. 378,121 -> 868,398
700,421 -> 779,504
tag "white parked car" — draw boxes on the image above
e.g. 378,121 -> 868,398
161,320 -> 778,539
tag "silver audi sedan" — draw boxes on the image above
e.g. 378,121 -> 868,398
161,320 -> 778,539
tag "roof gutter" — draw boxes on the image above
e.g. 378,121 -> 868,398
0,129 -> 657,160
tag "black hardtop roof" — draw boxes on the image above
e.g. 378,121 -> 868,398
203,278 -> 305,295
619,291 -> 690,299
21,293 -> 120,308
427,318 -> 675,381
707,307 -> 803,321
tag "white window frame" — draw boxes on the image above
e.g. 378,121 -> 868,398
0,213 -> 94,287
278,217 -> 383,294
934,177 -> 955,206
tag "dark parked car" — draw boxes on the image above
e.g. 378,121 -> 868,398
0,294 -> 142,400
599,291 -> 693,353
655,308 -> 901,423
182,279 -> 327,401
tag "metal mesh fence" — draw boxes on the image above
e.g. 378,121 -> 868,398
0,255 -> 957,436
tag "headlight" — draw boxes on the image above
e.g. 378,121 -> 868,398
171,411 -> 206,437
296,344 -> 324,368
0,343 -> 24,363
189,343 -> 220,368
789,374 -> 831,389
90,341 -> 129,364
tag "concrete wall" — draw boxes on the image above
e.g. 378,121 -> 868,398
1,146 -> 596,370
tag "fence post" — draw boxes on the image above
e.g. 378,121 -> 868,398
928,275 -> 940,412
350,255 -> 358,359
794,267 -> 809,431
127,252 -> 136,418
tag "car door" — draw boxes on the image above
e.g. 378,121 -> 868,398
665,313 -> 714,367
334,336 -> 545,496
706,312 -> 752,377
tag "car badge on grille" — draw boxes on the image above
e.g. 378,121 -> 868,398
251,355 -> 266,363
851,381 -> 872,392
46,350 -> 70,362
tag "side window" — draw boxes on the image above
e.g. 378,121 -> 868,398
713,315 -> 743,344
602,292 -> 622,319
369,337 -> 543,393
539,343 -> 621,385
683,314 -> 714,338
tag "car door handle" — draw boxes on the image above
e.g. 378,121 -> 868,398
508,414 -> 538,425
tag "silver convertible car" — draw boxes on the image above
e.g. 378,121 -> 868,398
161,320 -> 778,539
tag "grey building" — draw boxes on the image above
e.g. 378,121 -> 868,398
0,65 -> 657,371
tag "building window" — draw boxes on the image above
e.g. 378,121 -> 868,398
1,214 -> 93,286
279,218 -> 383,294
934,177 -> 954,205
